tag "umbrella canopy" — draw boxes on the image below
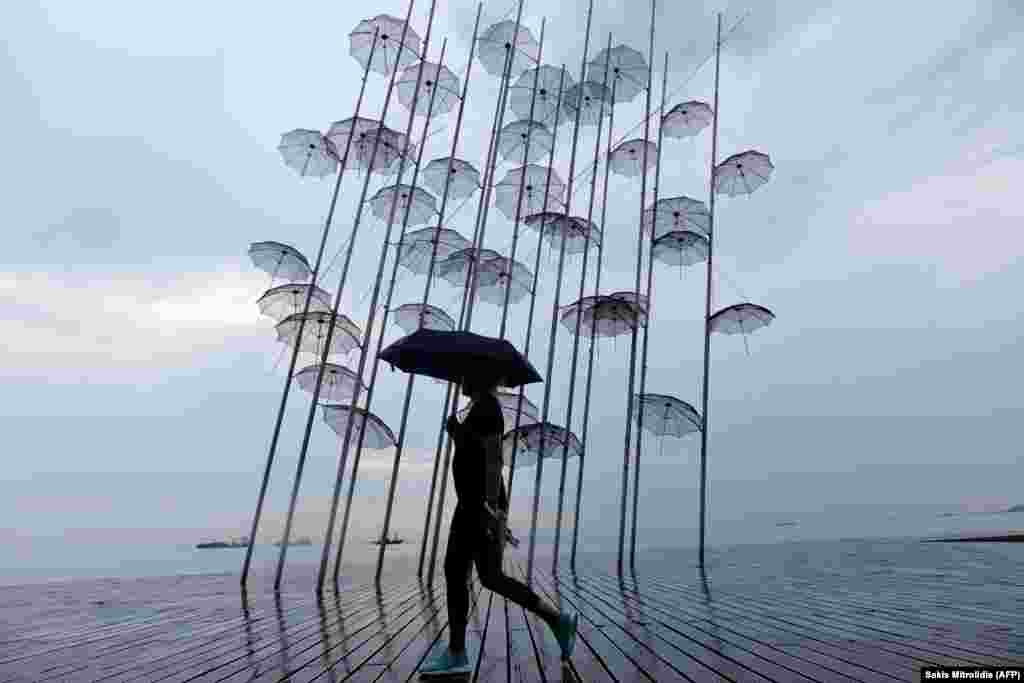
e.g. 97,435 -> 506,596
436,247 -> 501,288
354,128 -> 415,176
369,184 -> 437,226
709,303 -> 775,335
295,363 -> 366,403
248,241 -> 312,282
397,61 -> 461,117
497,120 -> 554,165
324,117 -> 379,162
524,212 -> 600,254
277,129 -> 337,179
379,328 -> 542,387
477,20 -> 540,79
396,226 -> 472,275
276,312 -> 362,356
322,405 -> 397,450
421,157 -> 480,202
501,422 -> 581,468
559,294 -> 647,338
633,393 -> 703,438
474,256 -> 534,306
642,196 -> 710,237
652,230 -> 709,267
563,81 -> 612,126
256,283 -> 333,322
458,391 -> 539,427
609,139 -> 658,177
391,302 -> 456,334
662,100 -> 713,139
509,65 -> 574,127
494,165 -> 565,220
714,150 -> 774,197
349,14 -> 422,76
588,44 -> 649,103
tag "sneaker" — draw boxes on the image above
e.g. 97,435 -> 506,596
419,643 -> 472,677
553,611 -> 578,660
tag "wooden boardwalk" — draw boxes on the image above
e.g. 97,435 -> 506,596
1,556 -> 1021,682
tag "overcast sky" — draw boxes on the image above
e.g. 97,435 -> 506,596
2,0 -> 1022,571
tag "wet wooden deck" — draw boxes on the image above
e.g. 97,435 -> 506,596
1,557 -> 1021,682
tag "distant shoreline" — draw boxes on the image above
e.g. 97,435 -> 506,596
922,533 -> 1024,543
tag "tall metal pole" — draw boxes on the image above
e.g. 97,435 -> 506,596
277,17 -> 413,590
526,0 -> 594,584
329,0 -> 442,585
425,1 -> 526,585
570,51 -> 617,575
369,37 -> 452,585
698,13 -> 722,570
311,0 -> 434,591
503,69 -> 568,503
552,31 -> 612,575
617,0 -> 657,579
241,28 -> 380,587
497,20 -> 546,341
413,4 -> 484,580
630,51 -> 669,573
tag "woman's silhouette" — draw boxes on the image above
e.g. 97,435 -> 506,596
420,374 -> 577,675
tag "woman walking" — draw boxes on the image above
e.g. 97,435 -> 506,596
420,374 -> 578,675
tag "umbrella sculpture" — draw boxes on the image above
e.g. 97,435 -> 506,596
396,227 -> 472,275
390,302 -> 456,334
652,230 -> 710,277
524,212 -> 601,255
497,120 -> 554,165
325,116 -> 379,162
609,139 -> 658,177
559,294 -> 647,339
421,158 -> 480,202
501,422 -> 581,469
295,363 -> 366,403
436,247 -> 502,288
714,150 -> 774,197
709,302 -> 775,354
474,255 -> 534,306
277,129 -> 337,179
257,283 -> 333,322
276,311 -> 362,357
248,241 -> 313,283
369,184 -> 437,226
494,165 -> 565,220
587,44 -> 649,103
356,128 -> 416,176
458,391 -> 540,426
562,81 -> 612,126
642,196 -> 711,237
661,100 -> 713,139
349,14 -> 422,76
378,328 -> 542,387
509,65 -> 574,128
322,404 -> 397,450
633,393 -> 703,457
397,61 -> 461,117
477,20 -> 540,78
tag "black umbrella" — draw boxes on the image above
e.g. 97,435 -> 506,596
379,328 -> 542,387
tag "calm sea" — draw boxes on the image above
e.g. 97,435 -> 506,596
3,507 -> 1021,588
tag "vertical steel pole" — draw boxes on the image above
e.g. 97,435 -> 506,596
570,40 -> 617,575
698,13 -> 722,570
413,4 -> 484,579
525,0 -> 594,585
329,0 -> 442,585
311,0 -> 433,591
369,37 -> 451,585
617,0 -> 657,579
552,31 -> 613,576
630,51 -> 669,573
425,0 -> 527,585
241,28 -> 380,587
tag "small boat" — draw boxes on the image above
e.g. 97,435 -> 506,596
775,521 -> 798,527
370,533 -> 405,546
196,536 -> 249,549
274,536 -> 314,547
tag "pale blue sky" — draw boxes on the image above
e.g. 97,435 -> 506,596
2,1 -> 1022,562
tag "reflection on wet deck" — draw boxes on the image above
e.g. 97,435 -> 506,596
1,557 -> 1021,682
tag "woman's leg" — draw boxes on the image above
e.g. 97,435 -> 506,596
473,534 -> 560,629
444,506 -> 473,653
